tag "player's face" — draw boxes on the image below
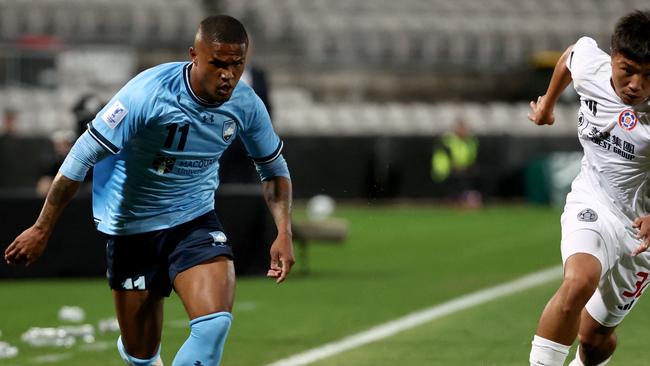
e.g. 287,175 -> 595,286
611,53 -> 650,106
190,41 -> 247,103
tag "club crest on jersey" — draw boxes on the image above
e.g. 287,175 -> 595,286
577,208 -> 598,222
222,120 -> 237,142
618,109 -> 638,131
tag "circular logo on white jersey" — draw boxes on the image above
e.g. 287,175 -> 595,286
577,208 -> 598,222
618,109 -> 638,131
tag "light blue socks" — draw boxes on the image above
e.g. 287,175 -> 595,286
117,336 -> 163,366
172,312 -> 233,366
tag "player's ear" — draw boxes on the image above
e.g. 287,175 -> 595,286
189,47 -> 198,65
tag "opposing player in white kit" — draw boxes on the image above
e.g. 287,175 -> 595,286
528,10 -> 650,366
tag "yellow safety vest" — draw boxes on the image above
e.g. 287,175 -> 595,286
431,133 -> 478,182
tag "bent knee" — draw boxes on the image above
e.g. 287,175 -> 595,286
557,276 -> 599,311
563,253 -> 602,287
562,274 -> 599,294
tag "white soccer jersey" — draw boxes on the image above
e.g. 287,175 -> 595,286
568,37 -> 650,229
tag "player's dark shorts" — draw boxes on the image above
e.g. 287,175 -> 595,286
103,210 -> 234,296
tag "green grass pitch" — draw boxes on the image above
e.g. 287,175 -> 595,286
1,204 -> 649,365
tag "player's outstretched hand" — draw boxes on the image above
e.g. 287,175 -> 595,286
632,216 -> 650,255
267,232 -> 295,283
4,226 -> 49,266
528,95 -> 556,126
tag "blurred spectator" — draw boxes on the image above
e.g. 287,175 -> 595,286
1,109 -> 18,137
431,119 -> 481,208
241,64 -> 272,118
36,130 -> 76,197
72,93 -> 105,137
220,42 -> 273,184
240,42 -> 272,118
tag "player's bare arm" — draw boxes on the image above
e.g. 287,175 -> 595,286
632,215 -> 650,255
4,173 -> 81,266
528,45 -> 575,126
262,176 -> 295,283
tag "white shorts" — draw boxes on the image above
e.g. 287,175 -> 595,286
561,190 -> 650,327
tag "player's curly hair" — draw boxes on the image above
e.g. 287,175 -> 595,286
611,10 -> 650,63
199,15 -> 249,46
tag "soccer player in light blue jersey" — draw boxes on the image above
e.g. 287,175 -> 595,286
4,15 -> 294,366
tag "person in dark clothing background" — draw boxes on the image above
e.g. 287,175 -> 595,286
220,47 -> 274,184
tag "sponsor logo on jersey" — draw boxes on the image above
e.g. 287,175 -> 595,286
577,208 -> 598,222
178,158 -> 217,169
201,114 -> 215,124
589,127 -> 609,142
618,109 -> 638,131
222,120 -> 237,142
152,154 -> 176,174
588,128 -> 637,161
101,100 -> 128,129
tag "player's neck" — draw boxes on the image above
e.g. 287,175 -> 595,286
609,78 -> 629,105
188,64 -> 220,106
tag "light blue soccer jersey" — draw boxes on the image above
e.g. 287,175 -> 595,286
83,62 -> 283,235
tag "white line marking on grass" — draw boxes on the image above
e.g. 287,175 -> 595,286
169,319 -> 189,328
32,353 -> 72,363
265,265 -> 562,366
79,340 -> 112,352
28,340 -> 112,364
236,301 -> 258,312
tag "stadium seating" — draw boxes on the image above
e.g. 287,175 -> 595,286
220,0 -> 649,69
0,0 -> 637,137
270,87 -> 579,137
0,0 -> 203,46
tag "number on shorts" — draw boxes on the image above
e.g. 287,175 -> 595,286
122,276 -> 146,290
623,272 -> 649,298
